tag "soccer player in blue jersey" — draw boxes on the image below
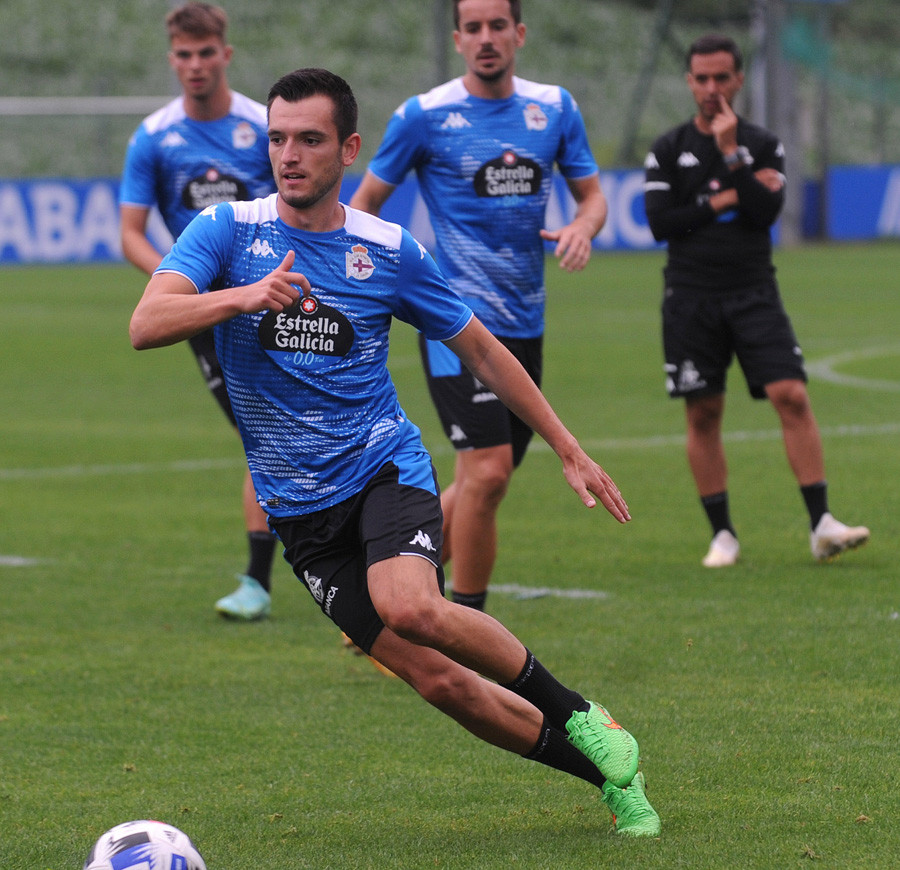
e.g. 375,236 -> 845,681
350,0 -> 608,613
129,67 -> 660,837
120,3 -> 279,620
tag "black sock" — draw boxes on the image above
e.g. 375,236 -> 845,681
246,531 -> 277,593
451,589 -> 487,611
525,717 -> 604,788
701,491 -> 735,537
501,650 -> 589,731
800,481 -> 828,530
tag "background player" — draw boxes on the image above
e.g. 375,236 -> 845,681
119,2 -> 279,618
349,0 -> 607,611
642,33 -> 869,567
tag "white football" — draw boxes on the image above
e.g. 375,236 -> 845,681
83,819 -> 207,870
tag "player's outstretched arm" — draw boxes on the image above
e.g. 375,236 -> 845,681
445,317 -> 630,522
130,250 -> 310,350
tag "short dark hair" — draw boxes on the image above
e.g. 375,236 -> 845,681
166,2 -> 228,42
266,68 -> 358,143
686,33 -> 743,72
453,0 -> 522,29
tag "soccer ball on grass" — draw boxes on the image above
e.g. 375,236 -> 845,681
83,819 -> 207,870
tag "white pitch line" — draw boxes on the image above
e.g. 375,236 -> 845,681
1,421 -> 898,481
489,583 -> 609,600
0,457 -> 240,481
806,344 -> 900,393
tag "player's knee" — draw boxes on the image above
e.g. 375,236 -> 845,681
379,593 -> 445,646
769,379 -> 811,418
686,397 -> 723,434
461,462 -> 511,507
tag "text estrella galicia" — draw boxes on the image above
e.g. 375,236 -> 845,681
258,295 -> 355,357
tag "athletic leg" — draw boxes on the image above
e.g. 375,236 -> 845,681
764,378 -> 824,486
443,444 -> 513,608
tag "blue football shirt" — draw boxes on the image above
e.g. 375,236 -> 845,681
120,91 -> 276,239
367,76 -> 599,339
156,196 -> 473,516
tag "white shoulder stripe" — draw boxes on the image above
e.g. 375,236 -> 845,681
343,206 -> 403,250
418,78 -> 469,111
229,194 -> 280,225
512,77 -> 562,106
141,97 -> 187,135
228,91 -> 268,126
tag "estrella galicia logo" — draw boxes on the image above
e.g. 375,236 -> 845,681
258,295 -> 354,357
474,150 -> 542,198
181,167 -> 249,210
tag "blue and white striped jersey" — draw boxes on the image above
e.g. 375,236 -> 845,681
367,76 -> 598,339
120,92 -> 275,239
156,196 -> 473,516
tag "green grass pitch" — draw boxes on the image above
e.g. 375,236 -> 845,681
1,241 -> 898,868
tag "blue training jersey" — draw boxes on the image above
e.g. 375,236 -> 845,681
156,195 -> 474,517
367,76 -> 599,339
120,91 -> 276,239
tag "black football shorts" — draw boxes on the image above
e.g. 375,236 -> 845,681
269,460 -> 445,655
662,279 -> 807,399
418,332 -> 542,467
187,327 -> 237,427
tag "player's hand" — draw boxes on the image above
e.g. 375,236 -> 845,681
710,93 -> 739,155
540,224 -> 593,272
560,447 -> 631,523
241,249 -> 311,314
754,167 -> 785,192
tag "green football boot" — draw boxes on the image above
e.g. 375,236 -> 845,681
601,771 -> 661,837
565,701 -> 639,788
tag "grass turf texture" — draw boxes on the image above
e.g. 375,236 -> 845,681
1,242 -> 898,868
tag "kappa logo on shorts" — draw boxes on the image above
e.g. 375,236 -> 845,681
409,530 -> 437,553
304,570 -> 324,604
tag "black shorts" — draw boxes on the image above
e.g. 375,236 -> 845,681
188,328 -> 237,427
662,279 -> 807,400
419,332 -> 542,468
269,461 -> 445,655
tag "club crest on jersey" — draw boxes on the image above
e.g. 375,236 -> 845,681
346,244 -> 375,280
232,121 -> 258,149
524,102 -> 548,131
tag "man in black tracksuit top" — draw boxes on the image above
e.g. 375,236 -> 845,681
643,33 -> 868,568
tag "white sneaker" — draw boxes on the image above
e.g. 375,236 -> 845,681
702,529 -> 740,568
810,513 -> 870,561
